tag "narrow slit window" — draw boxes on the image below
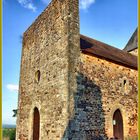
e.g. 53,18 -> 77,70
35,70 -> 40,83
123,80 -> 126,86
123,79 -> 127,91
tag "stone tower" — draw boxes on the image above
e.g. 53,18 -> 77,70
123,28 -> 138,56
16,0 -> 80,139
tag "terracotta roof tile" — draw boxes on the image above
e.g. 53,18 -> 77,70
80,34 -> 137,70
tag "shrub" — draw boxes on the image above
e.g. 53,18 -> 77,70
3,128 -> 16,140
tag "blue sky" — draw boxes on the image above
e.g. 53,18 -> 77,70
2,0 -> 137,125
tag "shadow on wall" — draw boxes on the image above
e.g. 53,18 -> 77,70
62,72 -> 107,140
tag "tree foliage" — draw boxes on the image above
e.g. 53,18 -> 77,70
3,128 -> 16,140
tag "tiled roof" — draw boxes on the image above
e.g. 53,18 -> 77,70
80,34 -> 137,70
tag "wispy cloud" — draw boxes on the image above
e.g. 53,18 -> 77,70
40,0 -> 95,10
17,0 -> 94,12
80,0 -> 95,10
6,84 -> 19,92
17,0 -> 37,12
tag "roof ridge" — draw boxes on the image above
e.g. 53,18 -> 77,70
80,34 -> 137,70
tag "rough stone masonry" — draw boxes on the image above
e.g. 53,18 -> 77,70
16,0 -> 138,139
16,0 -> 80,139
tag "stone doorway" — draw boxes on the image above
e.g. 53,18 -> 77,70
113,109 -> 124,140
33,107 -> 40,140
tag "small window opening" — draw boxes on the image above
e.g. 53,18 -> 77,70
35,70 -> 40,83
123,80 -> 126,86
113,120 -> 116,125
123,79 -> 127,91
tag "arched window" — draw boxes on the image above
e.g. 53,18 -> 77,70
113,109 -> 124,140
33,107 -> 40,140
35,70 -> 40,83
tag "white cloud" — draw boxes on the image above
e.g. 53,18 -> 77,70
6,84 -> 19,92
40,0 -> 95,10
80,0 -> 95,10
17,0 -> 94,12
17,0 -> 37,12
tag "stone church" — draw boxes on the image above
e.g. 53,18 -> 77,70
16,0 -> 138,140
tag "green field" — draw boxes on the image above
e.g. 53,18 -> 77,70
2,128 -> 16,140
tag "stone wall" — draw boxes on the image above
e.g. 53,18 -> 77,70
72,53 -> 137,139
16,0 -> 80,139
